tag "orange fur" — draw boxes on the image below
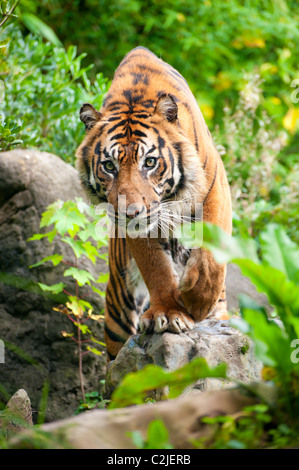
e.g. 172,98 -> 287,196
76,47 -> 232,360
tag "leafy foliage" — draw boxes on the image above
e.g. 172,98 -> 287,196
0,114 -> 22,151
16,0 -> 299,134
129,419 -> 173,450
75,390 -> 110,414
29,197 -> 108,401
181,222 -> 299,437
0,25 -> 110,161
194,404 -> 298,449
109,358 -> 226,409
0,2 -> 297,241
0,1 -> 298,450
214,74 -> 298,243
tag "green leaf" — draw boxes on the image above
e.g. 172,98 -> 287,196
237,296 -> 293,374
66,296 -> 93,317
40,200 -> 63,228
30,254 -> 63,268
235,259 -> 299,319
40,200 -> 88,236
9,139 -> 23,146
74,323 -> 91,335
96,273 -> 109,283
78,220 -> 108,244
82,241 -> 102,264
75,197 -> 95,218
55,208 -> 88,237
21,13 -> 62,47
62,237 -> 88,260
109,358 -> 226,409
27,233 -> 50,242
145,420 -> 173,449
63,239 -> 102,264
63,267 -> 95,286
86,346 -> 103,356
260,224 -> 299,283
37,282 -> 65,295
91,285 -> 106,297
90,336 -> 106,347
128,431 -> 145,449
179,222 -> 259,264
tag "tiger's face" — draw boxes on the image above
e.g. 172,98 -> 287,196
76,94 -> 204,234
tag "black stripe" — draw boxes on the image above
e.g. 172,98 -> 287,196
108,106 -> 123,112
91,154 -> 96,181
81,179 -> 98,197
106,298 -> 133,335
146,145 -> 157,155
109,271 -> 136,316
107,350 -> 116,361
182,102 -> 199,153
165,64 -> 190,88
203,161 -> 218,205
158,136 -> 165,149
158,157 -> 168,179
130,119 -> 150,129
203,154 -> 208,170
113,238 -> 135,307
132,129 -> 147,138
111,132 -> 127,141
168,148 -> 174,174
133,113 -> 150,119
117,236 -> 127,274
107,119 -> 128,134
81,146 -> 90,179
173,142 -> 185,194
108,116 -> 122,122
131,72 -> 149,85
104,324 -> 126,343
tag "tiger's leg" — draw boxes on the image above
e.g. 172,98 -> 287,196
104,236 -> 144,361
212,285 -> 229,320
179,248 -> 227,322
126,236 -> 194,334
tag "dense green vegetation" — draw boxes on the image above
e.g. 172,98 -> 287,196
15,0 -> 299,132
107,223 -> 299,448
29,198 -> 108,402
1,1 -> 298,241
0,25 -> 110,159
0,0 -> 298,450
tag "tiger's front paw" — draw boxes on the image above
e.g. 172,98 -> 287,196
139,305 -> 194,334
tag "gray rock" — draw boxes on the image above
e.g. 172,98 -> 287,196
227,263 -> 271,313
0,150 -> 108,421
0,389 -> 33,438
11,387 -> 258,449
6,389 -> 33,425
0,149 -> 270,423
105,317 -> 262,397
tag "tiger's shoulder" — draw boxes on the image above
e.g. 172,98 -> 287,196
102,47 -> 208,153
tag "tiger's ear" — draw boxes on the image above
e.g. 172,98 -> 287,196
80,103 -> 102,130
154,94 -> 178,122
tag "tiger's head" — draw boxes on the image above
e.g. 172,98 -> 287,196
76,94 -> 206,234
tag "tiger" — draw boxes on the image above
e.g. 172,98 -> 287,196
76,47 -> 232,361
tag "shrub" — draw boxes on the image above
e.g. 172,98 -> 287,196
214,73 -> 298,243
28,197 -> 108,402
0,25 -> 110,162
18,0 -> 299,133
177,221 -> 299,447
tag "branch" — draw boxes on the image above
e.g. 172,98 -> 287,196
0,0 -> 21,28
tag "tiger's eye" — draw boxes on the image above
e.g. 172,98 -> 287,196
103,160 -> 115,172
144,157 -> 157,168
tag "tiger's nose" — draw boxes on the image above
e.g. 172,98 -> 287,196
125,203 -> 146,219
